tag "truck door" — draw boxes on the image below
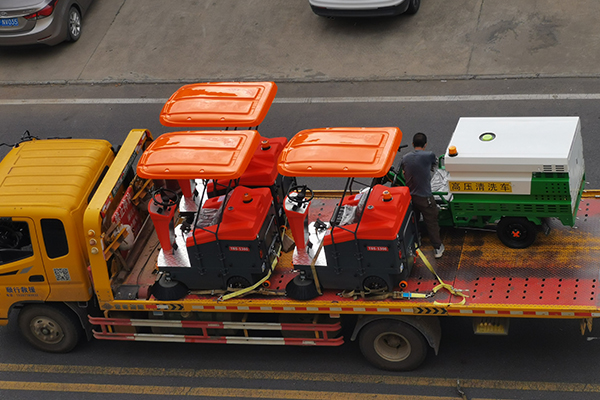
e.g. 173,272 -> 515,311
0,218 -> 50,306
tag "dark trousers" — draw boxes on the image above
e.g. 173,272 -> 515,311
411,195 -> 442,249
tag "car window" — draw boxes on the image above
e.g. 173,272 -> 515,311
0,220 -> 34,265
41,219 -> 69,259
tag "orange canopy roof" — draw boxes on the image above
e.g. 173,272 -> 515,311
136,130 -> 261,180
160,82 -> 277,127
277,127 -> 403,177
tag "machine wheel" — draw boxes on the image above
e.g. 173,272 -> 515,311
359,320 -> 427,371
496,217 -> 537,248
151,274 -> 188,300
286,275 -> 319,300
405,0 -> 420,15
227,276 -> 251,289
18,305 -> 82,353
66,7 -> 82,42
363,276 -> 389,292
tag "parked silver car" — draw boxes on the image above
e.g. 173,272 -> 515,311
0,0 -> 92,46
310,0 -> 420,17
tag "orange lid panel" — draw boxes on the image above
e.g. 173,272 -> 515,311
136,130 -> 261,180
160,82 -> 277,127
277,127 -> 402,177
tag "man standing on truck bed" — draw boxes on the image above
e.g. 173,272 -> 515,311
401,132 -> 444,258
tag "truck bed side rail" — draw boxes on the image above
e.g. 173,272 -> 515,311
89,316 -> 344,346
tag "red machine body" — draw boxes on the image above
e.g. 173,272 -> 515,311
187,187 -> 274,246
324,185 -> 412,245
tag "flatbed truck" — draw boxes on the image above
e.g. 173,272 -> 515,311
1,83 -> 598,371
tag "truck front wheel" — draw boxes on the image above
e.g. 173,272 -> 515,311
18,305 -> 82,353
359,320 -> 427,371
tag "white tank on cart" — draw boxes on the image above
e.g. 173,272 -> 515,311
444,117 -> 584,215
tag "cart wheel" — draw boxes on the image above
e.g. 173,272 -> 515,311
18,305 -> 82,353
359,320 -> 427,371
496,217 -> 537,248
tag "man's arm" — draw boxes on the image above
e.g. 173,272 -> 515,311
430,152 -> 438,171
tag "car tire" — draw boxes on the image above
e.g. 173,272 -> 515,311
66,6 -> 82,42
405,0 -> 420,15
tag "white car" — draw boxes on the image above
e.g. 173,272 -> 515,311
310,0 -> 420,17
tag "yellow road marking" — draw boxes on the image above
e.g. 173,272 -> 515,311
0,363 -> 597,394
0,380 -> 464,400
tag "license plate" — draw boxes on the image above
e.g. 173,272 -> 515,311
0,18 -> 19,27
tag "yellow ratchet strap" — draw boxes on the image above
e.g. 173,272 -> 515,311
340,289 -> 430,300
416,248 -> 468,305
220,232 -> 283,301
219,268 -> 273,301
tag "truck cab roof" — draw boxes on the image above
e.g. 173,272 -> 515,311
0,138 -> 114,214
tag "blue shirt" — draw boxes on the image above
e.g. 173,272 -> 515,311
401,150 -> 437,197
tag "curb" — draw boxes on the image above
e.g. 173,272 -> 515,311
2,73 -> 600,87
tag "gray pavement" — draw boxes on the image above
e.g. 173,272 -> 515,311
1,0 -> 599,84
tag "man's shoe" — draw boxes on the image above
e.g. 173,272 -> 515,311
434,244 -> 445,259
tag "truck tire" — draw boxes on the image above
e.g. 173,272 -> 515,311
18,304 -> 82,353
359,319 -> 427,371
496,217 -> 537,248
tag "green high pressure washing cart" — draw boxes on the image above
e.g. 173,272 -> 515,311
390,116 -> 585,248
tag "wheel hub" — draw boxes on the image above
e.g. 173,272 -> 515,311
374,332 -> 411,362
70,12 -> 81,37
30,317 -> 64,344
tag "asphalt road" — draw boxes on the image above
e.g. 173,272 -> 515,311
2,314 -> 600,400
2,78 -> 600,399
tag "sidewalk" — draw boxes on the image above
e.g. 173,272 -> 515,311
0,0 -> 599,84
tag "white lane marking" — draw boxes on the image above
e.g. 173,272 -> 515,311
1,93 -> 600,106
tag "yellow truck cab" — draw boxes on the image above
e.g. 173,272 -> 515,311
0,137 -> 114,350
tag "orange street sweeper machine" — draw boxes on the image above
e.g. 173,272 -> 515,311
278,127 -> 420,300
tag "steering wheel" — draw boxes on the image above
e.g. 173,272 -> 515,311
286,185 -> 314,208
0,225 -> 22,249
152,188 -> 180,208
